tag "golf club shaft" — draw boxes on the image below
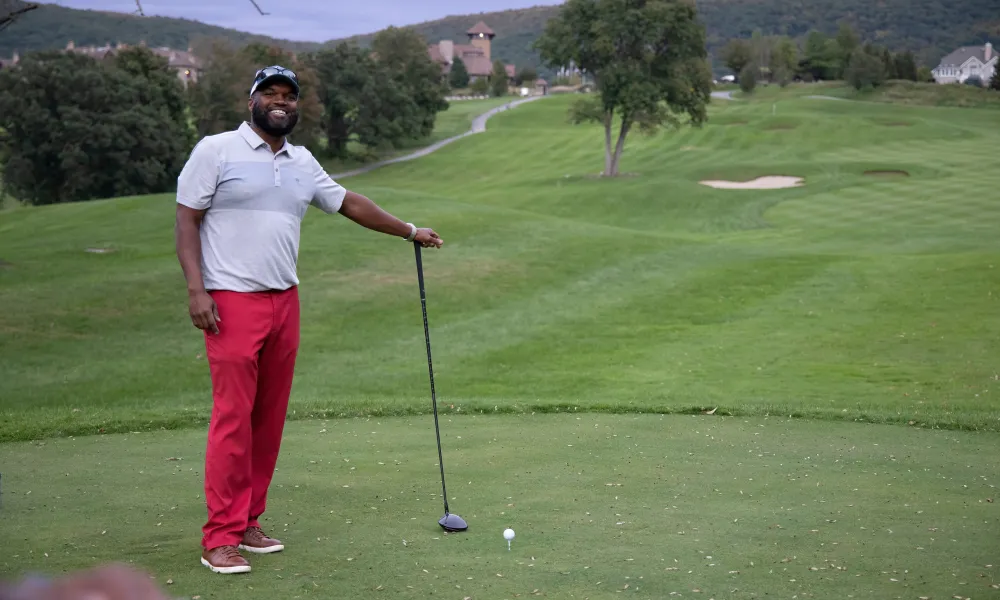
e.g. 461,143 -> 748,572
414,242 -> 450,515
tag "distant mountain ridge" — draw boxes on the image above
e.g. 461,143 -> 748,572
0,1 -> 322,58
2,1 -> 997,75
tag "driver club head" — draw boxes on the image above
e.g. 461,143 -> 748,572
439,513 -> 468,532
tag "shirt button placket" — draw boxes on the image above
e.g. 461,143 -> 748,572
274,157 -> 281,187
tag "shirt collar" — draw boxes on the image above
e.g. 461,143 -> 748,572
239,121 -> 294,157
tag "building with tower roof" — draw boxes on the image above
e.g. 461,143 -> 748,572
427,20 -> 516,83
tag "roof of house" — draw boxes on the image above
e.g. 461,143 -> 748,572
427,44 -> 445,63
467,21 -> 495,36
935,43 -> 995,68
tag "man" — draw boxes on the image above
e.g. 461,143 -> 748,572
174,65 -> 443,575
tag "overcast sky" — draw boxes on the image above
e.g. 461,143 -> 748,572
36,0 -> 565,42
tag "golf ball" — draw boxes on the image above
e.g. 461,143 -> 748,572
503,528 -> 515,541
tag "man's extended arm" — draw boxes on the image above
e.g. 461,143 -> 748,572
338,190 -> 443,248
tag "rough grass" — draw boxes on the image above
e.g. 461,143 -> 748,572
1,91 -> 999,444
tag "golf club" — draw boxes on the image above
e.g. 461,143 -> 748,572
413,241 -> 468,533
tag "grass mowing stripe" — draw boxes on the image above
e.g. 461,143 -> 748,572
2,85 -> 999,441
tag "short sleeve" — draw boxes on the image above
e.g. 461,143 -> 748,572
176,139 -> 220,210
309,155 -> 347,214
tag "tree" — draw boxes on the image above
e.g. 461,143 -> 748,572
893,51 -> 919,81
450,56 -> 470,89
515,66 -> 538,86
844,47 -> 886,90
371,26 -> 449,141
309,33 -> 450,159
308,43 -> 373,158
721,38 -> 752,78
0,50 -> 193,205
835,22 -> 860,73
490,59 -> 508,96
112,45 -> 194,149
772,37 -> 798,86
186,39 -> 323,153
535,0 -> 712,178
186,38 -> 252,138
739,62 -> 758,93
991,66 -> 1000,91
801,31 -> 840,81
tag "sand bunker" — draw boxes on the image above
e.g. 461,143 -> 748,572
699,176 -> 804,190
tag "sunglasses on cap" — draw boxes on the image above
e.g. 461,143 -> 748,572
249,65 -> 300,97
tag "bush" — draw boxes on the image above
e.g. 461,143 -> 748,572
738,63 -> 757,94
470,77 -> 490,95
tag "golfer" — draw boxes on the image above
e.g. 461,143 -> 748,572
174,65 -> 443,574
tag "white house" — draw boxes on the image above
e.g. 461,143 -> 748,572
932,42 -> 996,85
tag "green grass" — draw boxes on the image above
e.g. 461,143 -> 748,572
2,89 -> 999,441
3,79 -> 1000,600
836,80 -> 1000,108
320,97 -> 516,173
3,414 -> 999,599
737,80 -> 1000,108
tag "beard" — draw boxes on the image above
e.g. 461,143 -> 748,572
250,100 -> 299,138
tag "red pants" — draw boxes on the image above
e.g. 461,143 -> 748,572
200,287 -> 300,550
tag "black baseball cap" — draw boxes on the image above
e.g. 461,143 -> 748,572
249,65 -> 299,97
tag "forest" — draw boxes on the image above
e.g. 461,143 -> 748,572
1,0 -> 996,77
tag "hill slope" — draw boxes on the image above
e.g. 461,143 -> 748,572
1,87 -> 1000,441
2,0 -> 997,73
0,0 -> 319,57
330,0 -> 998,73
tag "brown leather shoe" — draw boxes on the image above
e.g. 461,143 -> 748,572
239,526 -> 284,554
201,545 -> 251,574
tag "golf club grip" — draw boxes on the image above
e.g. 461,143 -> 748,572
414,242 -> 451,514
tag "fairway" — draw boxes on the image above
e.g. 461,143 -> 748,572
1,87 -> 998,440
2,84 -> 1000,597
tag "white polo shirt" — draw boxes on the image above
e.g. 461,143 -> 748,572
176,121 -> 347,293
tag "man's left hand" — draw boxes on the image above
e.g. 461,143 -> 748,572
414,228 -> 443,249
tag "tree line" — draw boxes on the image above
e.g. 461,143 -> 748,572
719,23 -> 934,93
0,27 -> 492,206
